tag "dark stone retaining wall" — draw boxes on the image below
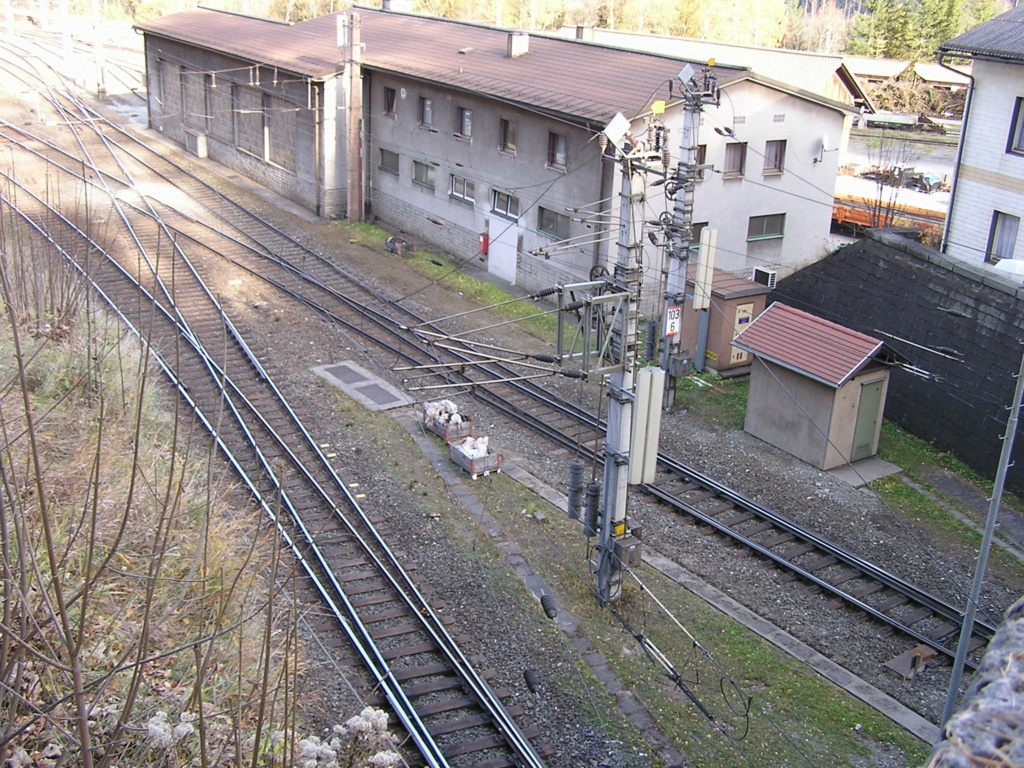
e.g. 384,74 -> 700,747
771,229 -> 1024,491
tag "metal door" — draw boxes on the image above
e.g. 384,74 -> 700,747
488,217 -> 519,284
852,379 -> 884,461
729,302 -> 754,365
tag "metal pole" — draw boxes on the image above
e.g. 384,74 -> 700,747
345,13 -> 363,222
660,66 -> 717,407
596,158 -> 642,603
940,343 -> 1024,729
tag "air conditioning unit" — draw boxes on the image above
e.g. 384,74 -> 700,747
184,129 -> 208,159
752,267 -> 777,289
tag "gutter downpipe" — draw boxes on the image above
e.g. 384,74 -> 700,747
937,51 -> 974,254
595,140 -> 613,275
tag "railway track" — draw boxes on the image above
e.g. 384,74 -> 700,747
40,105 -> 994,672
0,51 -> 550,768
0,32 -> 999,742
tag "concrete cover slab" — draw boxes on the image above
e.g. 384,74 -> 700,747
312,361 -> 413,412
828,456 -> 902,487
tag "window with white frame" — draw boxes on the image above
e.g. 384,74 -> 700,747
538,207 -> 569,239
763,140 -> 786,174
724,142 -> 747,177
747,213 -> 785,240
419,97 -> 432,126
450,174 -> 475,203
413,160 -> 435,190
491,189 -> 519,219
457,107 -> 472,137
548,132 -> 567,168
1008,97 -> 1024,155
500,118 -> 516,153
379,148 -> 399,175
986,210 -> 1020,262
383,87 -> 397,117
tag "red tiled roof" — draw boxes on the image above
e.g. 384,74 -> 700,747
731,302 -> 886,388
136,7 -> 748,124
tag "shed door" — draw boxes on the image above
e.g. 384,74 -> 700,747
852,379 -> 884,461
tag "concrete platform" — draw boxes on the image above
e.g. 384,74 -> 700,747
828,456 -> 902,488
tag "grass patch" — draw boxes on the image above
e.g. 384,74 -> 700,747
673,369 -> 748,431
878,422 -> 985,485
332,221 -> 558,340
877,422 -> 1024,517
465,471 -> 929,768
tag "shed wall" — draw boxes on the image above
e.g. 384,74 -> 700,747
744,361 -> 834,468
823,366 -> 889,470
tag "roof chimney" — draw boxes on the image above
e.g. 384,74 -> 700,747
507,31 -> 529,58
382,0 -> 412,11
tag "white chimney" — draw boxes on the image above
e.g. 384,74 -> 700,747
382,0 -> 412,11
507,31 -> 529,58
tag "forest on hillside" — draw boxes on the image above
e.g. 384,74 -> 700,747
48,0 -> 1010,60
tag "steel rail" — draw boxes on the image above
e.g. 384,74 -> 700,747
1,111 -> 548,767
0,184 -> 446,765
45,107 -> 994,663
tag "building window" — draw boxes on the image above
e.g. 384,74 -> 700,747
500,119 -> 516,154
986,210 -> 1020,262
419,97 -> 432,126
152,58 -> 165,110
764,140 -> 786,174
265,93 -> 296,171
231,85 -> 296,171
233,83 -> 263,157
548,132 -> 567,168
696,144 -> 707,180
1009,97 -> 1024,154
747,213 -> 786,241
538,207 -> 569,239
724,142 -> 747,177
413,160 -> 436,190
450,174 -> 475,203
457,107 -> 472,137
691,221 -> 708,250
383,87 -> 397,117
181,66 -> 210,132
379,148 -> 399,175
491,190 -> 519,219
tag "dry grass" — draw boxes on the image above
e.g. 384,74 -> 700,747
0,188 -> 398,766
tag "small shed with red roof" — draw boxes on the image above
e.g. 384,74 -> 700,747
731,302 -> 900,470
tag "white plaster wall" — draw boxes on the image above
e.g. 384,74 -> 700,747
630,79 -> 848,297
946,59 -> 1024,264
